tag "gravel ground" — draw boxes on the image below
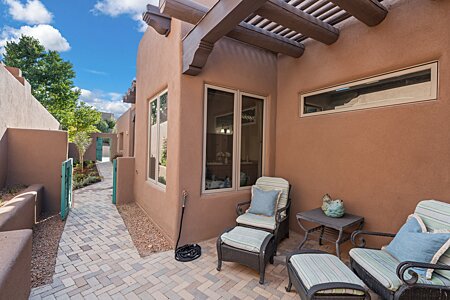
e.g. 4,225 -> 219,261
31,213 -> 66,288
117,203 -> 172,256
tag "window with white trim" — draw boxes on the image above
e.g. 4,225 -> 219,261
203,86 -> 265,193
300,62 -> 438,117
148,91 -> 168,186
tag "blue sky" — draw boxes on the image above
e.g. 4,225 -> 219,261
0,0 -> 157,117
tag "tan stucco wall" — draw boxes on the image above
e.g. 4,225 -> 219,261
115,106 -> 135,157
276,0 -> 450,243
0,65 -> 60,188
7,129 -> 68,213
116,157 -> 135,205
134,19 -> 183,244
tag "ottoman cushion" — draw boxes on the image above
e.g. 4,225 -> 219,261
290,253 -> 366,295
221,227 -> 271,253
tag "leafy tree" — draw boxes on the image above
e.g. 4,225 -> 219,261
96,118 -> 116,133
73,131 -> 92,172
67,102 -> 102,141
2,36 -> 82,130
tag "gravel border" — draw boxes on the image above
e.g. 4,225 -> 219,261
117,203 -> 172,256
31,213 -> 66,288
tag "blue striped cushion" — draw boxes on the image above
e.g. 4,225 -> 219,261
350,248 -> 450,291
236,213 -> 276,230
415,200 -> 450,279
290,254 -> 366,295
221,227 -> 271,253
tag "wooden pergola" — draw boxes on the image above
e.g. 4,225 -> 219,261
143,0 -> 388,76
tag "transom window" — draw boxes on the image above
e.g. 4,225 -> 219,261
148,91 -> 168,186
300,62 -> 438,117
203,85 -> 265,193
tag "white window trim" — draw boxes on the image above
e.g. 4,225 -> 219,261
299,61 -> 438,117
202,84 -> 266,194
147,89 -> 168,188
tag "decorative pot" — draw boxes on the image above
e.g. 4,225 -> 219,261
322,194 -> 345,218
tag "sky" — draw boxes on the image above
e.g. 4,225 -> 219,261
0,0 -> 157,117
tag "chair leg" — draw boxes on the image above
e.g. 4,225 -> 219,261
217,259 -> 222,271
270,255 -> 274,264
259,266 -> 265,284
285,279 -> 292,292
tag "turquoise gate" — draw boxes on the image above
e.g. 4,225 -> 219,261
96,137 -> 103,161
112,159 -> 117,205
60,158 -> 73,220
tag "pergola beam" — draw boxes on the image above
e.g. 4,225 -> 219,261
143,5 -> 171,36
328,0 -> 387,26
161,0 -> 304,59
256,0 -> 339,45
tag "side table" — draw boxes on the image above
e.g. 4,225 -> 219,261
296,208 -> 364,259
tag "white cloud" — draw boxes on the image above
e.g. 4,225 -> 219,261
0,24 -> 70,53
78,88 -> 130,118
4,0 -> 53,25
92,0 -> 158,32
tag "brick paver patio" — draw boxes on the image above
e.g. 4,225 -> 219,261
30,162 -> 300,300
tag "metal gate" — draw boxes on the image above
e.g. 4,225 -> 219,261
112,159 -> 117,205
60,158 -> 73,220
96,137 -> 103,161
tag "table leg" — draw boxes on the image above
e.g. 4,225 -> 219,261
298,231 -> 309,249
319,226 -> 325,246
336,229 -> 344,259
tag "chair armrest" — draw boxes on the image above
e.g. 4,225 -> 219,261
276,201 -> 291,223
397,261 -> 450,285
351,230 -> 396,248
236,200 -> 251,216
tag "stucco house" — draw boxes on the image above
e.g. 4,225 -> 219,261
115,0 -> 450,249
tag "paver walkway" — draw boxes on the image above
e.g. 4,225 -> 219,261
30,162 -> 300,299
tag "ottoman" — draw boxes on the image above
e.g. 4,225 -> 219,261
286,250 -> 370,299
217,226 -> 275,284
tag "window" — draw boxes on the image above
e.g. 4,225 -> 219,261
148,91 -> 168,186
203,86 -> 265,193
300,62 -> 438,117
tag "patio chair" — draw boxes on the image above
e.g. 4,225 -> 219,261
236,177 -> 291,250
350,200 -> 450,300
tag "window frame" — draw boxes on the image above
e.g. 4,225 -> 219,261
202,84 -> 266,194
299,61 -> 438,118
147,89 -> 168,188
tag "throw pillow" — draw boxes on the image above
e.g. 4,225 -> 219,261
385,214 -> 450,279
247,186 -> 281,217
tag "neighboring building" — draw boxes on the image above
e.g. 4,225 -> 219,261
0,63 -> 67,213
101,112 -> 115,121
115,0 -> 450,247
116,81 -> 136,157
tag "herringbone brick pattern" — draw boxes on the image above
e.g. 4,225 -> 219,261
30,163 -> 300,299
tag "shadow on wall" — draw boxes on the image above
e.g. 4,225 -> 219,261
6,128 -> 68,213
0,133 -> 7,189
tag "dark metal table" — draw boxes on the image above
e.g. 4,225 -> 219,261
296,208 -> 364,259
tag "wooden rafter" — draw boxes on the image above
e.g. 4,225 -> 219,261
182,0 -> 270,75
328,0 -> 387,26
143,5 -> 171,36
161,0 -> 304,59
256,0 -> 339,45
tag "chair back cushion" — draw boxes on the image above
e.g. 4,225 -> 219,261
247,186 -> 281,217
415,200 -> 450,279
255,177 -> 289,212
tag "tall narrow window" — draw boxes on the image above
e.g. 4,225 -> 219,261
240,95 -> 264,187
148,91 -> 168,186
204,88 -> 236,191
203,86 -> 265,193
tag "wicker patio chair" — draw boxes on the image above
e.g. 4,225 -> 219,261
235,177 -> 291,250
350,200 -> 450,300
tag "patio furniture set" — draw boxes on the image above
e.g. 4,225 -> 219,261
215,177 -> 450,299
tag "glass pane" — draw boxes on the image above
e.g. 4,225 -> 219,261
303,67 -> 433,114
240,96 -> 264,187
148,100 -> 157,180
205,88 -> 234,190
158,93 -> 168,185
